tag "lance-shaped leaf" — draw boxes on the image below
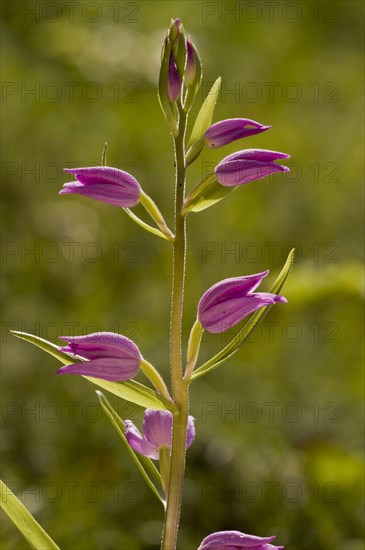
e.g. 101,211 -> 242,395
96,391 -> 165,508
0,480 -> 60,550
11,331 -> 175,411
186,77 -> 221,162
192,249 -> 295,380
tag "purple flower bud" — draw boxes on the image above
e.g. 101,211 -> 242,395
125,409 -> 195,460
198,530 -> 284,550
56,332 -> 142,382
167,53 -> 181,102
204,118 -> 271,148
198,271 -> 287,334
60,166 -> 141,208
169,18 -> 186,75
185,39 -> 201,86
215,149 -> 290,187
170,18 -> 181,45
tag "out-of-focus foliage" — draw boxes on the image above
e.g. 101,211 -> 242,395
1,1 -> 363,549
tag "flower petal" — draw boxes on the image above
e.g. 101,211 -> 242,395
167,53 -> 181,101
60,167 -> 141,207
198,272 -> 287,335
220,149 -> 291,163
186,415 -> 196,448
204,119 -> 271,148
216,160 -> 289,187
199,272 -> 269,313
60,182 -> 140,207
198,530 -> 283,550
124,420 -> 159,459
64,166 -> 141,189
185,40 -> 197,85
200,292 -> 286,334
56,357 -> 140,382
142,409 -> 196,450
58,332 -> 142,361
143,409 -> 173,448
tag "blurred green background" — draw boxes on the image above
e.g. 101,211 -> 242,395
1,1 -> 364,549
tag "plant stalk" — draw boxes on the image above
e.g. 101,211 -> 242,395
161,105 -> 189,550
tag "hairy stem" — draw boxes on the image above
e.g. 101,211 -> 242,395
161,106 -> 189,550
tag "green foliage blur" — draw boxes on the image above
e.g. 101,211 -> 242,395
1,1 -> 364,549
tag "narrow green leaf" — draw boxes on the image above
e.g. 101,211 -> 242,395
11,331 -> 74,365
192,249 -> 295,380
96,391 -> 165,507
0,480 -> 60,550
11,331 -> 176,412
138,193 -> 175,241
123,208 -> 173,241
88,378 -> 175,412
187,77 -> 221,148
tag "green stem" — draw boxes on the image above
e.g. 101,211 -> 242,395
161,105 -> 189,550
